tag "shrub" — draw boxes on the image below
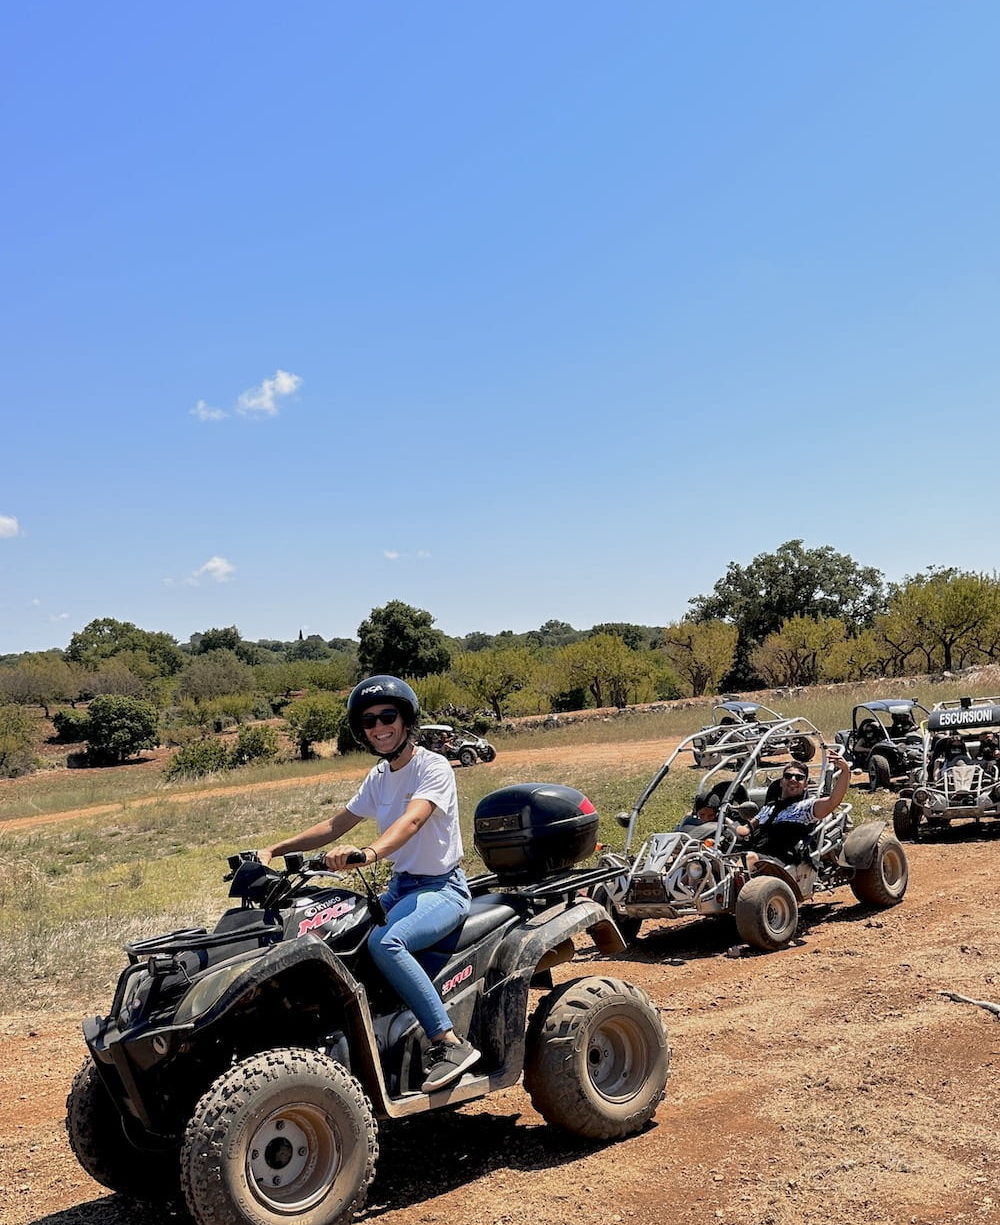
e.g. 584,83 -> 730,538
52,708 -> 92,743
230,723 -> 282,766
284,691 -> 344,759
0,704 -> 37,778
85,695 -> 159,765
163,739 -> 230,781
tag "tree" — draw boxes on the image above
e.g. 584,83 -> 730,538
558,635 -> 653,709
357,601 -> 451,679
588,623 -> 657,651
750,616 -> 847,687
85,695 -> 159,764
882,568 -> 1000,673
177,650 -> 257,703
0,704 -> 38,777
524,620 -> 582,649
451,648 -> 534,721
660,620 -> 738,697
689,541 -> 885,687
286,634 -> 333,662
193,626 -> 242,654
66,618 -> 185,676
284,692 -> 344,759
0,652 -> 81,716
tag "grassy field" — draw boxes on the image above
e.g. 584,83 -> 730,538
5,672 -> 996,1016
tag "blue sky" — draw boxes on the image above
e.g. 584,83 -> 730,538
3,2 -> 999,654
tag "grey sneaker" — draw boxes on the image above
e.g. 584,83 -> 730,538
421,1039 -> 480,1092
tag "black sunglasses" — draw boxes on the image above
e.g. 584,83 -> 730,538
782,772 -> 807,782
361,709 -> 401,729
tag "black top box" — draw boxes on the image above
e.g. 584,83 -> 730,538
473,783 -> 599,882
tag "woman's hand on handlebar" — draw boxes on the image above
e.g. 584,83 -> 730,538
323,845 -> 373,871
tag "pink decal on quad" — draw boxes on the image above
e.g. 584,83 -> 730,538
297,898 -> 356,937
442,964 -> 473,995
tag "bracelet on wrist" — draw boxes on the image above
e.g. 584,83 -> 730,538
362,846 -> 378,863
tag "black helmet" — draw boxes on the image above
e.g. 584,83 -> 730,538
347,675 -> 421,758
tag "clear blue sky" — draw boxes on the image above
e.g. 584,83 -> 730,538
3,2 -> 999,654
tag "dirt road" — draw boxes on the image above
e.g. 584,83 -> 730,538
2,746 -> 999,1225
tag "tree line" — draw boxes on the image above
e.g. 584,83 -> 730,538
2,541 -> 999,776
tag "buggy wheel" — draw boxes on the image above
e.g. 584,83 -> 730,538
181,1048 -> 377,1225
867,754 -> 891,792
892,799 -> 916,841
849,830 -> 908,907
789,736 -> 816,763
591,885 -> 642,944
480,744 -> 497,762
66,1059 -> 179,1200
523,976 -> 669,1140
458,747 -> 477,767
734,877 -> 798,950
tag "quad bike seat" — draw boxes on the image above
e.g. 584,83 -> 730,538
416,893 -> 532,976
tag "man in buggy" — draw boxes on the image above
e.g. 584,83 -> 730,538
737,744 -> 852,864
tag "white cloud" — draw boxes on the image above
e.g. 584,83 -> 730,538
0,515 -> 20,538
191,399 -> 227,422
384,549 -> 431,561
50,612 -> 69,622
185,555 -> 236,585
28,598 -> 41,607
416,550 -> 432,559
384,550 -> 401,561
236,369 -> 303,416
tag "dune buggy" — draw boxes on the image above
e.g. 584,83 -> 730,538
592,719 -> 908,951
690,699 -> 815,769
67,784 -> 668,1225
418,723 -> 497,767
892,696 -> 1000,841
835,698 -> 928,792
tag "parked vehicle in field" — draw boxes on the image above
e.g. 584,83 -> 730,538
67,784 -> 668,1225
690,699 -> 815,769
593,719 -> 908,952
418,723 -> 497,767
834,698 -> 929,791
892,696 -> 1000,841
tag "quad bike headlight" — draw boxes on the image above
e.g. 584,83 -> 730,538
174,956 -> 258,1025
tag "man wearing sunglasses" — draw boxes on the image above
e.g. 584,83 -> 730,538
260,674 -> 479,1092
738,744 -> 851,862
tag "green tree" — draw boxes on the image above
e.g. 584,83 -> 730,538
689,540 -> 885,687
193,626 -> 242,654
177,650 -> 257,703
524,620 -> 582,649
85,695 -> 159,764
558,635 -> 652,709
357,601 -> 451,678
284,692 -> 345,759
750,616 -> 847,687
451,648 -> 534,721
0,704 -> 38,777
880,568 -> 1000,673
66,618 -> 185,676
589,623 -> 657,651
660,620 -> 738,696
0,652 -> 81,716
286,634 -> 333,662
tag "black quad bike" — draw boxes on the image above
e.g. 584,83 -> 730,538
67,784 -> 670,1225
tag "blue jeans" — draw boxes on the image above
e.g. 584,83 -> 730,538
367,867 -> 471,1039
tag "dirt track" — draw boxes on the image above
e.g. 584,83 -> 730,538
2,740 -> 999,1225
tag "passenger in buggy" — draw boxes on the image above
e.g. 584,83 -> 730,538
737,745 -> 852,867
931,733 -> 975,779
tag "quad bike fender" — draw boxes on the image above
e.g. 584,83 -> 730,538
478,899 -> 622,1072
86,935 -> 392,1131
840,822 -> 887,870
747,858 -> 805,903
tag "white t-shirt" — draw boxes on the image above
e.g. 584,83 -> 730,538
346,746 -> 463,876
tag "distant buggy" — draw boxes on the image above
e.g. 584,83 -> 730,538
835,698 -> 928,792
690,699 -> 815,769
418,724 -> 498,767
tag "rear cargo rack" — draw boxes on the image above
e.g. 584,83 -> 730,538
470,864 -> 624,905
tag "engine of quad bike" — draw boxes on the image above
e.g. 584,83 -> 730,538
474,783 -> 599,882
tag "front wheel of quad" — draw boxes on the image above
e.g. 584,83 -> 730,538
181,1048 -> 377,1225
66,1059 -> 179,1200
868,754 -> 891,792
734,876 -> 799,950
849,830 -> 908,908
524,976 -> 669,1140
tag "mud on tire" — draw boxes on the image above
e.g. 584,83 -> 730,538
849,829 -> 908,907
523,976 -> 669,1140
66,1059 -> 179,1200
180,1047 -> 377,1225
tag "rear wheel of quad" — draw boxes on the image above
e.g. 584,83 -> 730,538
849,830 -> 908,907
789,735 -> 816,763
66,1059 -> 178,1200
181,1048 -> 377,1225
458,747 -> 477,767
524,976 -> 669,1140
734,877 -> 799,950
868,754 -> 891,792
892,799 -> 916,841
